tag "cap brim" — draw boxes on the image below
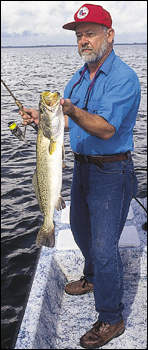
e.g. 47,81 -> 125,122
63,21 -> 77,31
63,20 -> 111,31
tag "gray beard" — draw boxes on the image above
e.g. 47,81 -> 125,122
79,40 -> 108,64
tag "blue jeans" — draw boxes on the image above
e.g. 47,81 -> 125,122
70,157 -> 138,324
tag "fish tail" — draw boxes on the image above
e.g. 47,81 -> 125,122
36,223 -> 55,248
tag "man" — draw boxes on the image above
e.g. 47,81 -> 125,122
21,4 -> 141,348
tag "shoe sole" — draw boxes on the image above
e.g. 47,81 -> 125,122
80,328 -> 125,348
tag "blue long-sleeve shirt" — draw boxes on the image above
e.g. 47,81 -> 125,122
64,50 -> 141,155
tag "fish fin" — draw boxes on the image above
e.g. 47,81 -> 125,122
32,171 -> 43,213
49,140 -> 57,155
36,223 -> 55,248
55,196 -> 66,211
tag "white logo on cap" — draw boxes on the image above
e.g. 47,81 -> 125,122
77,6 -> 89,19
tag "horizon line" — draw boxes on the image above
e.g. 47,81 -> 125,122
1,42 -> 147,48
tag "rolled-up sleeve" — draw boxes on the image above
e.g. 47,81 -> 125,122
97,77 -> 140,131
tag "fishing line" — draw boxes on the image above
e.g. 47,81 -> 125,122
23,81 -> 42,95
134,197 -> 147,213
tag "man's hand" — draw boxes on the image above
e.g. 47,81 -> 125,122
19,107 -> 39,126
60,98 -> 75,116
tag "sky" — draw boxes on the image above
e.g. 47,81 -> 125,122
1,1 -> 147,46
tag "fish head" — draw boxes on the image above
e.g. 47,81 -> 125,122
40,91 -> 60,109
39,91 -> 63,140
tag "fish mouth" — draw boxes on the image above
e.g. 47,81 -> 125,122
41,91 -> 60,107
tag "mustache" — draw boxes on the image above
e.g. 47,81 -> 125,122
79,45 -> 93,54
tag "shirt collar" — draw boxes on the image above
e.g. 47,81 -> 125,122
100,49 -> 115,75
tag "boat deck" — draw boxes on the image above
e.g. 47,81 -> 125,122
15,198 -> 147,349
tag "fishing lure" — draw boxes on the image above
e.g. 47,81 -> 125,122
8,121 -> 26,142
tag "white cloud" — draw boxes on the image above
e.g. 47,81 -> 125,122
1,1 -> 147,46
2,1 -> 63,34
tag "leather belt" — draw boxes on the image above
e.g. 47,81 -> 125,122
74,151 -> 131,168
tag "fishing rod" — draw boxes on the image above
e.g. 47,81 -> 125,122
1,79 -> 25,110
1,79 -> 38,140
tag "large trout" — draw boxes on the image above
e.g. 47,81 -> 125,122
33,91 -> 65,248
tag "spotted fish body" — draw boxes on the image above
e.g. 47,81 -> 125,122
33,91 -> 65,248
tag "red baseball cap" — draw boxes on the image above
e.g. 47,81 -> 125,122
63,3 -> 112,30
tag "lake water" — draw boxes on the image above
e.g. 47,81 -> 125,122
1,45 -> 147,349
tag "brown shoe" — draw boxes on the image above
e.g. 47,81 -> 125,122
80,320 -> 125,348
65,276 -> 94,295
